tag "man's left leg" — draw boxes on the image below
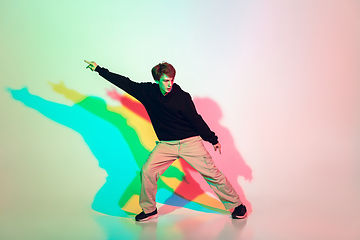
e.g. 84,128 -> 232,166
179,136 -> 247,219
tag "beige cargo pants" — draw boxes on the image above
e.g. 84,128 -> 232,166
139,136 -> 241,213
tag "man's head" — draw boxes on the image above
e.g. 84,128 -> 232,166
151,62 -> 176,81
152,62 -> 176,95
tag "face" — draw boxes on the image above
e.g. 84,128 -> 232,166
158,74 -> 174,95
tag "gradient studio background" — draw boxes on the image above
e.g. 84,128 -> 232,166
1,0 -> 360,239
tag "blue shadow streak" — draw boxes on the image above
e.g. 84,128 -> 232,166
7,87 -> 138,217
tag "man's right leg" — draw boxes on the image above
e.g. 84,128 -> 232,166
137,141 -> 178,221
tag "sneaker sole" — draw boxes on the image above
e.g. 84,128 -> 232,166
137,213 -> 158,222
232,212 -> 248,219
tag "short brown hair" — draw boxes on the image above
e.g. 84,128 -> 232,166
151,62 -> 176,81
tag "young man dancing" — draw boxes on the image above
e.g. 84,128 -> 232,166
84,60 -> 247,221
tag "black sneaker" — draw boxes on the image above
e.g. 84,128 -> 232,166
231,204 -> 247,219
135,209 -> 158,222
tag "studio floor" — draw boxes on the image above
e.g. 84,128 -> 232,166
2,196 -> 359,240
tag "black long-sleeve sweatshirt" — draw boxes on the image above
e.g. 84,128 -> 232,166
96,66 -> 218,145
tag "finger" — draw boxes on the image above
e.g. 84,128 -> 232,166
84,60 -> 91,64
86,65 -> 94,71
214,145 -> 221,154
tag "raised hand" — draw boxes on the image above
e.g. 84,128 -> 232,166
84,60 -> 98,71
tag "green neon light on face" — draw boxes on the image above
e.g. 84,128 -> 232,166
158,74 -> 174,95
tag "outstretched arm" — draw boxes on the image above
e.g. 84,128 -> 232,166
84,60 -> 98,71
83,60 -> 146,103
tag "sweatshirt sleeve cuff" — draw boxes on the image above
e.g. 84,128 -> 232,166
210,137 -> 219,145
95,65 -> 101,73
